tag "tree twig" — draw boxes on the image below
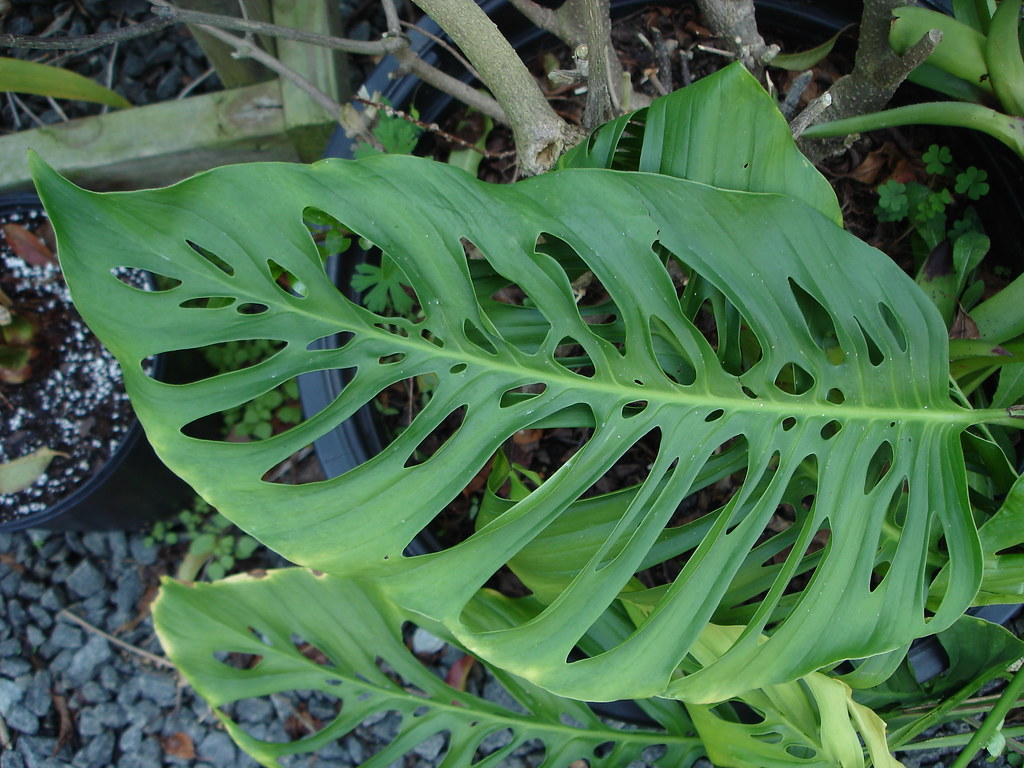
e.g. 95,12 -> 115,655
58,609 -> 176,670
0,16 -> 176,51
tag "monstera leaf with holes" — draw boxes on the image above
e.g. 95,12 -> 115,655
31,64 -> 1020,766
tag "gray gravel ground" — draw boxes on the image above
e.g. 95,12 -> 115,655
0,526 -> 1018,768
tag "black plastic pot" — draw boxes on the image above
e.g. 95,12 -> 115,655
0,194 -> 193,533
302,0 -> 1023,712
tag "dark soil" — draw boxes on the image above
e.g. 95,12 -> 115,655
0,204 -> 140,525
0,0 -> 222,132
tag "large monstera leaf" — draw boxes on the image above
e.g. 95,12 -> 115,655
35,146 -> 997,703
153,568 -> 704,768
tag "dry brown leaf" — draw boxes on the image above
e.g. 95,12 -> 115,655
160,732 -> 196,760
949,309 -> 981,340
2,223 -> 56,267
52,692 -> 74,755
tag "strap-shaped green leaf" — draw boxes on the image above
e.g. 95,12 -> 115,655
33,145 -> 995,704
0,57 -> 132,109
154,568 -> 703,767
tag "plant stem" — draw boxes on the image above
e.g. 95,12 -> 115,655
411,0 -> 582,175
949,667 -> 1024,768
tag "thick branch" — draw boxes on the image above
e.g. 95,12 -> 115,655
581,0 -> 617,129
696,0 -> 778,76
794,0 -> 942,162
412,0 -> 581,175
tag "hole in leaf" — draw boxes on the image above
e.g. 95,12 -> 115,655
267,259 -> 307,298
622,400 -> 648,418
178,296 -> 236,309
774,362 -> 814,395
291,634 -> 333,666
450,362 -> 468,374
864,441 -> 894,494
788,278 -> 842,362
474,727 -> 516,762
464,319 -> 498,355
741,385 -> 758,399
782,417 -> 797,431
152,339 -> 286,385
554,336 -> 595,377
111,267 -> 180,291
213,649 -> 263,670
579,428 -> 661,500
649,315 -> 697,386
379,353 -> 407,365
820,420 -> 841,440
858,320 -> 885,366
187,240 -> 234,276
404,405 -> 468,469
499,383 -> 548,409
306,330 -> 353,352
705,409 -> 725,422
594,741 -> 615,757
826,388 -> 845,404
237,302 -> 269,315
879,302 -> 908,352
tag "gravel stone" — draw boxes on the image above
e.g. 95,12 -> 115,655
25,605 -> 52,630
235,695 -> 274,723
79,702 -> 125,736
1,750 -> 25,768
64,635 -> 112,686
16,580 -> 42,600
197,731 -> 238,765
112,569 -> 143,615
66,560 -> 106,599
22,672 -> 52,717
73,731 -> 116,768
136,672 -> 178,706
412,732 -> 447,760
128,537 -> 158,565
48,622 -> 84,650
0,657 -> 31,678
23,626 -> 45,652
5,705 -> 39,734
77,681 -> 109,704
81,533 -> 108,559
0,677 -> 24,713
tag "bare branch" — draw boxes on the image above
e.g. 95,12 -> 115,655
0,16 -> 176,51
411,0 -> 581,175
695,0 -> 778,76
794,0 -> 942,161
197,21 -> 344,119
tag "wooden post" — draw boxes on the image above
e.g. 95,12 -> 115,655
271,0 -> 348,161
0,81 -> 299,192
176,0 -> 276,88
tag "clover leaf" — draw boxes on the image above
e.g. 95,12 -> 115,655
955,166 -> 990,200
923,143 -> 953,174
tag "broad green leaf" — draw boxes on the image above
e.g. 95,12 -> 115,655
940,472 -> 1024,605
686,627 -> 901,768
558,63 -> 842,225
0,57 -> 131,109
33,144 -> 999,705
153,568 -> 703,768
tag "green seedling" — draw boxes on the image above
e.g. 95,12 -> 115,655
145,498 -> 260,582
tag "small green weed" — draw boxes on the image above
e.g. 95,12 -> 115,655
145,498 -> 260,581
202,340 -> 302,440
874,144 -> 988,248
